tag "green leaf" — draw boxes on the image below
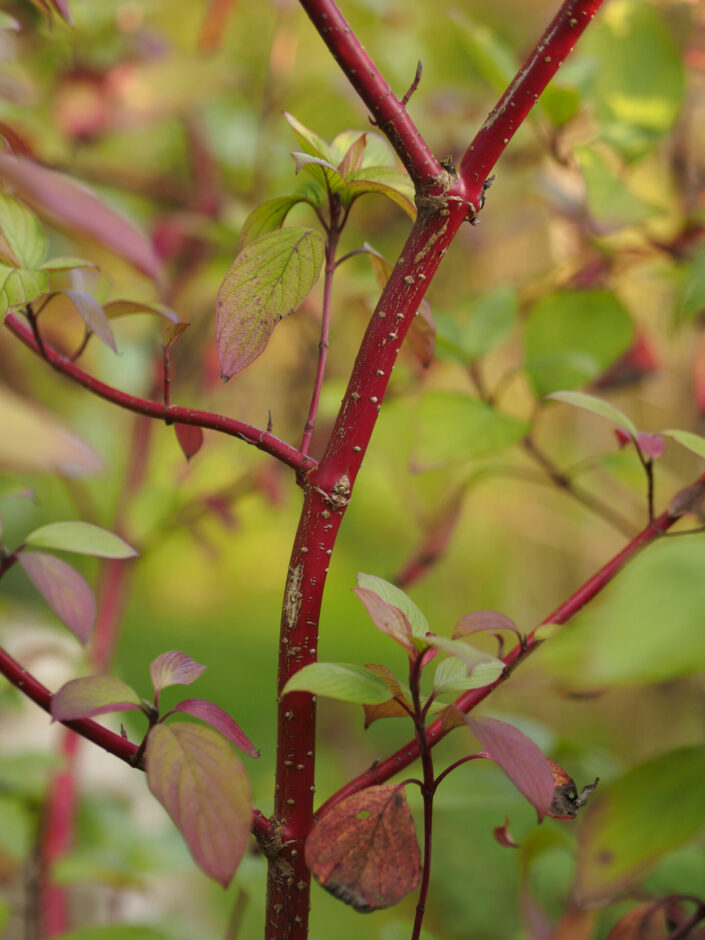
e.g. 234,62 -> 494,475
0,264 -> 48,323
662,429 -> 705,460
216,227 -> 325,379
0,12 -> 20,30
283,112 -> 333,161
103,300 -> 178,323
145,722 -> 252,888
344,166 -> 416,219
676,244 -> 705,320
578,746 -> 705,901
330,129 -> 395,168
575,145 -> 650,229
546,391 -> 638,438
436,287 -> 517,363
524,290 -> 633,397
0,795 -> 33,861
581,0 -> 685,158
292,152 -> 347,194
281,663 -> 392,704
432,651 -> 505,693
413,392 -> 530,470
50,676 -> 143,721
0,192 -> 46,268
238,195 -> 312,250
24,521 -> 138,559
356,573 -> 429,638
540,537 -> 705,687
41,257 -> 95,272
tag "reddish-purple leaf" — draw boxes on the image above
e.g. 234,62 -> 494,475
353,587 -> 414,655
145,722 -> 252,887
493,818 -> 520,849
305,785 -> 421,912
167,698 -> 259,759
668,481 -> 705,519
63,290 -> 118,349
18,550 -> 95,643
636,431 -> 665,459
0,155 -> 160,280
51,675 -> 142,721
520,884 -> 554,940
465,716 -> 555,820
614,427 -> 632,448
453,610 -> 522,641
149,651 -> 206,695
174,423 -> 203,460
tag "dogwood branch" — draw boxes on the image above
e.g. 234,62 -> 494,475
3,312 -> 316,478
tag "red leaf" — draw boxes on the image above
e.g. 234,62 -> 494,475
149,651 -> 206,695
0,155 -> 161,280
604,903 -> 667,939
453,610 -> 522,641
306,785 -> 421,912
493,818 -> 520,849
465,716 -> 555,820
353,587 -> 414,655
614,428 -> 632,448
51,675 -> 143,721
18,550 -> 95,643
167,698 -> 259,759
145,722 -> 252,887
174,423 -> 204,460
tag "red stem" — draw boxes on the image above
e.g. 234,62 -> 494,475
459,0 -> 605,188
300,225 -> 340,455
297,0 -> 442,191
40,729 -> 78,937
318,488 -> 697,815
3,313 -> 316,478
409,655 -> 434,940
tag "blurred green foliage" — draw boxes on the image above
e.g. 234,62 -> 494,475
0,0 -> 704,938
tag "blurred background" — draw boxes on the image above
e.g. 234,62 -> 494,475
0,0 -> 704,937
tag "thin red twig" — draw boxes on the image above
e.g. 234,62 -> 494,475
317,484 -> 702,815
3,313 -> 316,478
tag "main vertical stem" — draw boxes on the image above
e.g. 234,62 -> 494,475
266,202 -> 470,939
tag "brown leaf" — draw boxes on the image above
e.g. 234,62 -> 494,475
604,903 -> 667,939
305,785 -> 421,912
493,818 -> 520,849
553,909 -> 598,940
362,664 -> 411,728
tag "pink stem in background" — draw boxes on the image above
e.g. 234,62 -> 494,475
3,313 -> 316,478
40,729 -> 78,937
300,226 -> 340,455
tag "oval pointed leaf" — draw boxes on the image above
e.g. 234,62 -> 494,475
305,785 -> 421,912
577,746 -> 705,902
432,655 -> 504,693
662,428 -> 705,460
18,551 -> 95,643
465,716 -> 555,820
145,722 -> 252,887
238,195 -> 310,250
216,227 -> 325,379
362,664 -> 412,727
292,152 -> 347,194
353,587 -> 413,653
0,155 -> 160,280
104,299 -> 178,323
149,651 -> 206,694
453,610 -> 522,641
282,662 -> 391,704
24,522 -> 138,559
355,573 -> 429,638
0,192 -> 46,268
345,167 -> 416,219
547,390 -> 638,438
62,289 -> 116,351
174,423 -> 203,461
168,698 -> 259,759
50,675 -> 142,721
284,112 -> 333,161
0,264 -> 48,323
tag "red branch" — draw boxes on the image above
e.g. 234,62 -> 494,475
459,0 -> 605,186
317,488 -> 700,816
3,313 -> 316,478
298,0 -> 442,190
